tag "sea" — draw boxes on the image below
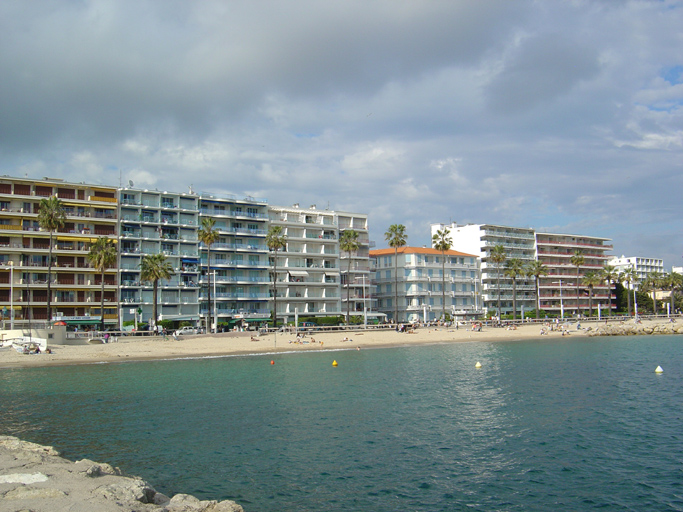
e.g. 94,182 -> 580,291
1,335 -> 682,512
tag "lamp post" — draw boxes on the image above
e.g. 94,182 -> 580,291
9,261 -> 14,330
361,274 -> 367,328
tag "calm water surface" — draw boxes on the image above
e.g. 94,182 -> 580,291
1,336 -> 682,511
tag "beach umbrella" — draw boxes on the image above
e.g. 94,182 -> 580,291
53,321 -> 67,326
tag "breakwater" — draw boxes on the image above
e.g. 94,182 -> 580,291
587,321 -> 683,337
0,436 -> 244,512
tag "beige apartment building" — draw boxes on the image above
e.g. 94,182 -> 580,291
0,177 -> 118,328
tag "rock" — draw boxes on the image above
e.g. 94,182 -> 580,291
92,477 -> 157,504
0,436 -> 247,511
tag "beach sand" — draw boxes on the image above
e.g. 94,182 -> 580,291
0,320 -> 599,369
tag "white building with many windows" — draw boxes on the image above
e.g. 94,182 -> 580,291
370,247 -> 480,323
608,255 -> 664,288
432,223 -> 536,318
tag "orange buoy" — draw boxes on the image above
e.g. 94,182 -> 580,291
271,360 -> 275,365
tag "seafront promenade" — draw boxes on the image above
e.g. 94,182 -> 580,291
1,318 -> 680,369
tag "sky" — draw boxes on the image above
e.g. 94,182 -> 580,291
1,1 -> 682,268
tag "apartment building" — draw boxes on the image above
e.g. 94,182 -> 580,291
118,187 -> 200,327
198,193 -> 270,329
536,232 -> 613,317
0,176 -> 118,328
433,223 -> 537,318
608,255 -> 664,288
267,204 -> 342,322
370,246 -> 480,323
337,211 -> 374,318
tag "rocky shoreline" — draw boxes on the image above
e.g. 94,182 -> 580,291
587,321 -> 683,337
0,436 -> 243,512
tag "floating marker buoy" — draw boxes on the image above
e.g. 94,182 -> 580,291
655,365 -> 663,373
475,362 -> 482,368
332,360 -> 338,367
270,360 -> 275,365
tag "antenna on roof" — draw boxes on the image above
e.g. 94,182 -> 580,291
128,180 -> 134,188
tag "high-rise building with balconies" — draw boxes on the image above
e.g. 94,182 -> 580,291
0,176 -> 118,329
118,187 -> 200,327
198,193 -> 270,330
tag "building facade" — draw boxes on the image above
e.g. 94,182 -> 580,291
433,223 -> 537,318
198,193 -> 270,329
337,211 -> 374,320
118,187 -> 200,328
370,246 -> 480,323
267,205 -> 342,323
608,255 -> 664,288
0,177 -> 118,329
536,232 -> 613,317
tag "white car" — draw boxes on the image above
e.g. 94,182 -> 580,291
175,326 -> 198,336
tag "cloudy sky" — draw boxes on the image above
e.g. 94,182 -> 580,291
1,1 -> 682,266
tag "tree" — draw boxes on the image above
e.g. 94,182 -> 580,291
489,244 -> 506,323
140,253 -> 173,332
432,228 -> 452,322
582,271 -> 603,317
198,218 -> 220,333
339,229 -> 360,324
570,250 -> 585,316
525,260 -> 548,319
384,224 -> 407,323
619,266 -> 637,317
663,272 -> 683,314
266,225 -> 287,328
86,237 -> 117,331
643,271 -> 663,316
38,196 -> 66,323
504,258 -> 525,320
600,265 -> 618,317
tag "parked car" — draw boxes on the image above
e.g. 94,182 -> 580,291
175,326 -> 198,336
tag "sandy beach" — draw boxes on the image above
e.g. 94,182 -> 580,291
0,320 -> 601,369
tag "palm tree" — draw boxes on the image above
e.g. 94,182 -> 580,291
38,196 -> 66,324
198,217 -> 220,333
600,264 -> 618,317
86,237 -> 117,331
504,258 -> 525,321
384,224 -> 407,324
140,253 -> 173,332
644,271 -> 663,316
489,244 -> 506,323
525,260 -> 548,319
570,250 -> 585,316
266,225 -> 287,329
432,228 -> 452,322
339,229 -> 360,324
620,266 -> 637,317
582,271 -> 602,317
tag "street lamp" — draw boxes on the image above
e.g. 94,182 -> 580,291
9,261 -> 14,330
361,274 -> 367,328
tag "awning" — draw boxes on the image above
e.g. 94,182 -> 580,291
325,271 -> 340,276
243,318 -> 268,323
57,236 -> 99,243
181,258 -> 199,263
289,270 -> 309,277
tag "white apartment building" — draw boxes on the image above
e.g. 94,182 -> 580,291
536,232 -> 613,316
118,188 -> 200,326
198,193 -> 270,329
337,211 -> 374,319
370,246 -> 480,323
267,205 -> 342,322
432,223 -> 536,318
609,255 -> 664,288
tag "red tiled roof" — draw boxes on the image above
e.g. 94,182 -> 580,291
369,246 -> 477,258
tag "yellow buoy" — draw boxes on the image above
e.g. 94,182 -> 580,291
332,360 -> 338,367
475,361 -> 482,368
655,365 -> 664,373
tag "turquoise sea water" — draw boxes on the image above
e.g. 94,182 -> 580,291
1,336 -> 682,511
